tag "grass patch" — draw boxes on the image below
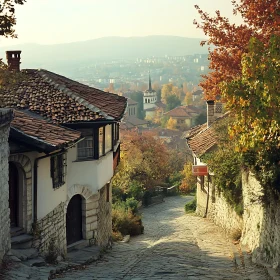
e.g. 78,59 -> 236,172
184,197 -> 196,213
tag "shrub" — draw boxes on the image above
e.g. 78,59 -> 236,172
179,163 -> 197,194
127,181 -> 144,201
112,204 -> 144,237
45,237 -> 59,264
125,197 -> 139,214
185,197 -> 197,213
112,231 -> 123,242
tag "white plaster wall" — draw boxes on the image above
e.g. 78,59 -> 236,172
145,110 -> 156,119
37,154 -> 67,220
144,102 -> 157,111
67,146 -> 113,194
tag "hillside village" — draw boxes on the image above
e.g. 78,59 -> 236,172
1,1 -> 280,280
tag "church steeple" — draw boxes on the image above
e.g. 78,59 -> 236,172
148,71 -> 152,91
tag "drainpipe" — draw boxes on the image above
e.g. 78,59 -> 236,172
203,174 -> 210,218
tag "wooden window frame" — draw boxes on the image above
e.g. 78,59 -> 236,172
50,153 -> 66,189
77,136 -> 94,160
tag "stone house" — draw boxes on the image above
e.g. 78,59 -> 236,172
1,51 -> 127,259
164,105 -> 201,130
187,100 -> 280,269
0,109 -> 13,264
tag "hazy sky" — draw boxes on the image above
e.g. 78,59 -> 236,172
1,0 -> 242,46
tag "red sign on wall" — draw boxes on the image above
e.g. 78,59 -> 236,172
192,165 -> 208,176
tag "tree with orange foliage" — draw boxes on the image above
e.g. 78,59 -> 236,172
194,0 -> 280,100
114,130 -> 172,190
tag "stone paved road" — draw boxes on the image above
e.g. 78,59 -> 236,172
57,196 -> 270,280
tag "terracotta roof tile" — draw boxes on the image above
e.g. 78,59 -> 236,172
187,113 -> 229,157
164,105 -> 201,118
187,126 -> 217,157
11,110 -> 81,148
0,69 -> 127,123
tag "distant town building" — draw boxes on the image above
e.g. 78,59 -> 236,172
143,73 -> 157,112
164,105 -> 201,130
192,89 -> 203,102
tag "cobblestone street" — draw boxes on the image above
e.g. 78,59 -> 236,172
56,196 -> 270,280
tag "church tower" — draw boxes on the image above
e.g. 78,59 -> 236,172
143,72 -> 157,111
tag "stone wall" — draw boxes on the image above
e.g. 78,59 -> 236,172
34,183 -> 112,258
242,171 -> 280,269
0,109 -> 13,264
196,176 -> 243,235
96,183 -> 112,247
35,202 -> 67,257
197,171 -> 280,269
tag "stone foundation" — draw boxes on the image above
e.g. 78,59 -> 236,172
196,176 -> 243,235
242,172 -> 280,269
0,125 -> 11,263
197,171 -> 280,269
34,183 -> 112,258
96,183 -> 112,247
35,202 -> 67,257
0,109 -> 13,264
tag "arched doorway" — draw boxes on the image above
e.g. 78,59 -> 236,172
9,162 -> 19,227
66,195 -> 83,245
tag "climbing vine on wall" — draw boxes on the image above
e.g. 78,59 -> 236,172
202,117 -> 243,215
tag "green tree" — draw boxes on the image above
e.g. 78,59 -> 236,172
223,35 -> 280,191
166,95 -> 181,111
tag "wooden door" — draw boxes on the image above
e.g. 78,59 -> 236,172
9,162 -> 19,227
66,195 -> 83,245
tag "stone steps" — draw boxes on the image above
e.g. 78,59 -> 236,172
67,239 -> 89,253
11,233 -> 33,249
10,227 -> 25,237
11,248 -> 39,261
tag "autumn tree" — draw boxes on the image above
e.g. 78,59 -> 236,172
0,0 -> 25,38
194,0 -> 280,100
112,130 -> 172,192
223,35 -> 280,191
166,117 -> 177,130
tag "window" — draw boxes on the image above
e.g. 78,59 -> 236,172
99,127 -> 104,156
50,153 -> 66,189
105,125 -> 112,153
77,136 -> 94,160
113,123 -> 120,146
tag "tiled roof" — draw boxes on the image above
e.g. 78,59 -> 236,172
164,105 -> 201,118
0,69 -> 127,123
127,98 -> 138,105
187,113 -> 229,157
185,123 -> 207,139
187,126 -> 217,157
120,116 -> 148,130
11,110 -> 81,149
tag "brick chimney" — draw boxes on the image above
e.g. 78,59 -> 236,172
207,100 -> 223,127
6,50 -> 21,72
207,100 -> 215,127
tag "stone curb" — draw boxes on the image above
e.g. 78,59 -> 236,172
240,243 -> 280,280
48,251 -> 102,279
